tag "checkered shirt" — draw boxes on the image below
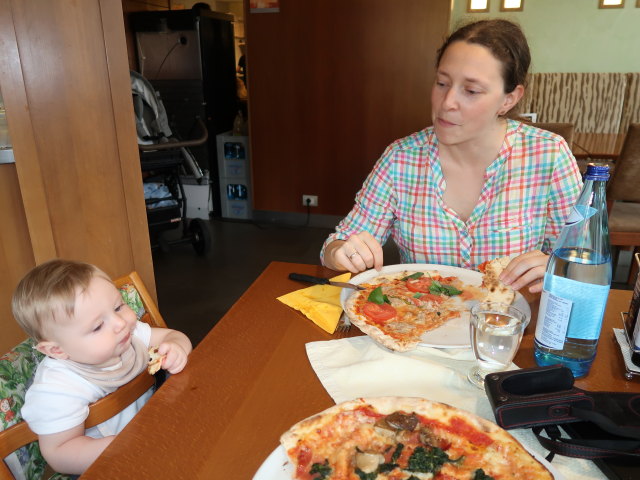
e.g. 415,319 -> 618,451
322,120 -> 582,269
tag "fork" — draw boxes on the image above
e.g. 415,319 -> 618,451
336,313 -> 351,333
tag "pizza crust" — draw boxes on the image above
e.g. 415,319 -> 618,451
147,346 -> 165,374
281,397 -> 552,480
482,256 -> 516,305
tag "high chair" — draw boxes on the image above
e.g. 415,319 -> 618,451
0,271 -> 166,479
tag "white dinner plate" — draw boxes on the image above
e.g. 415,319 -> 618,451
339,263 -> 530,349
252,444 -> 563,480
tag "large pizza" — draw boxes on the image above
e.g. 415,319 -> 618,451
343,269 -> 486,352
281,397 -> 552,480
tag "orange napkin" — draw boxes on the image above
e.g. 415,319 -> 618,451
277,273 -> 352,334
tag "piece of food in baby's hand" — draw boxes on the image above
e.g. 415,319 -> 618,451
147,346 -> 165,374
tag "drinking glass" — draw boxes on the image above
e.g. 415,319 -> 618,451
468,302 -> 530,389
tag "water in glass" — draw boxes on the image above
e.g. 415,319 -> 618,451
468,302 -> 529,388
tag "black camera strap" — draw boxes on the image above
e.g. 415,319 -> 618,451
533,405 -> 640,460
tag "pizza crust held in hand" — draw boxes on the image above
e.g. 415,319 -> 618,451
147,346 -> 165,375
482,256 -> 515,305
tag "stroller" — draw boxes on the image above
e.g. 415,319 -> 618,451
131,70 -> 212,255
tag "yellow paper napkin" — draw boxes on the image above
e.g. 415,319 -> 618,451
277,273 -> 352,333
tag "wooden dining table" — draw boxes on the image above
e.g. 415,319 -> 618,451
81,261 -> 639,479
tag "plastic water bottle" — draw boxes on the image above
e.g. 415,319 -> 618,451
534,164 -> 612,378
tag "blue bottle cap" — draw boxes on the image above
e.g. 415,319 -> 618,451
584,163 -> 610,181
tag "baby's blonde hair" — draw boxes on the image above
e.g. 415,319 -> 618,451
12,259 -> 111,341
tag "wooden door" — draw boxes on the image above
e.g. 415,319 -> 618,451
246,0 -> 451,215
0,0 -> 154,352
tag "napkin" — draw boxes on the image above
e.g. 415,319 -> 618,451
277,273 -> 352,333
306,336 -> 606,480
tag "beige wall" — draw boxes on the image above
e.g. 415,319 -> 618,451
451,0 -> 640,73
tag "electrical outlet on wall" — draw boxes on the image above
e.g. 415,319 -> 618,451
302,195 -> 318,207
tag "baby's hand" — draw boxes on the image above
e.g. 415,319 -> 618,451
156,342 -> 189,374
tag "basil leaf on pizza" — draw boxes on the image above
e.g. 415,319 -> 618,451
367,287 -> 390,305
401,272 -> 424,281
281,397 -> 553,480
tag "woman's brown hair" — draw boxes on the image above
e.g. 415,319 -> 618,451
436,19 -> 531,94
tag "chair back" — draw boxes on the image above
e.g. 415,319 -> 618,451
607,124 -> 640,203
0,271 -> 163,479
531,122 -> 575,148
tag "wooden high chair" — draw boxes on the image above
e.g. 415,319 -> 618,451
0,271 -> 165,479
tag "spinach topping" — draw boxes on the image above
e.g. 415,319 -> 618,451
406,446 -> 455,474
368,286 -> 390,305
355,468 -> 377,480
473,469 -> 496,480
402,272 -> 425,281
429,280 -> 462,297
412,293 -> 423,299
391,443 -> 404,463
309,459 -> 332,480
377,463 -> 398,473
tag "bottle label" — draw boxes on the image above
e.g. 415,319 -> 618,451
536,273 -> 610,348
536,290 -> 573,349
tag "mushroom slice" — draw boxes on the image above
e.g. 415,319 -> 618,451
383,411 -> 419,431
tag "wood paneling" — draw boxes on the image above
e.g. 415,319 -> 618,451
0,165 -> 35,352
246,0 -> 450,215
0,0 -> 155,351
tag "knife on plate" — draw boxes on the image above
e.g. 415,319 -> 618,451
288,273 -> 365,290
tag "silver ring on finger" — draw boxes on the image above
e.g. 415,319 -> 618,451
348,251 -> 359,260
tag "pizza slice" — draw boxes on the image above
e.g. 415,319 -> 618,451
479,256 -> 515,305
281,397 -> 553,480
147,346 -> 165,375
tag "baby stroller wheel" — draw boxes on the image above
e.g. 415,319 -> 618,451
190,218 -> 212,255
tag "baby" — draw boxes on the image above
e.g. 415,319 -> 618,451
12,259 -> 192,475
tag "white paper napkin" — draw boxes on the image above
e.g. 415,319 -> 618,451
306,336 -> 606,480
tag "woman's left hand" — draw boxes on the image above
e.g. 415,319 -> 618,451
499,250 -> 549,293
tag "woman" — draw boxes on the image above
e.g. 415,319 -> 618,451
321,19 -> 581,294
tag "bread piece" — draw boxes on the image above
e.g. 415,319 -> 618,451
147,346 -> 165,374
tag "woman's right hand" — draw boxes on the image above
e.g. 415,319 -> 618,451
325,232 -> 384,273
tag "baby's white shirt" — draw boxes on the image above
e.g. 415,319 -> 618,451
22,321 -> 152,437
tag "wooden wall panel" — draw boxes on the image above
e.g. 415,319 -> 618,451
0,165 -> 35,352
0,0 -> 155,350
246,0 -> 450,215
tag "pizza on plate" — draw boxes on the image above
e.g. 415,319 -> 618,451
344,270 -> 484,352
281,397 -> 553,480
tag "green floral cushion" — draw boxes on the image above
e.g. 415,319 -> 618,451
1,338 -> 46,479
119,283 -> 146,321
0,284 -> 147,479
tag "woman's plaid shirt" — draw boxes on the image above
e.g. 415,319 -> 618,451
322,120 -> 582,269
